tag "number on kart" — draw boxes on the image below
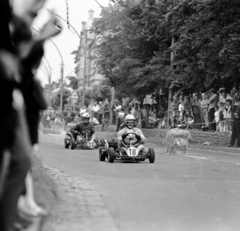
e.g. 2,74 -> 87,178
129,148 -> 137,156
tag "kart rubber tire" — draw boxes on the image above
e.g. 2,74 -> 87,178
70,139 -> 75,150
148,148 -> 155,163
108,148 -> 115,163
65,142 -> 70,149
99,148 -> 105,161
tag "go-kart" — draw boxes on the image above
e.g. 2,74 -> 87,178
64,131 -> 99,150
98,133 -> 155,163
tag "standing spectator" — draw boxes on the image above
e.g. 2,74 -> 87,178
133,104 -> 141,128
103,102 -> 110,123
208,88 -> 218,131
98,101 -> 104,124
91,102 -> 99,120
192,93 -> 201,129
178,100 -> 184,122
213,105 -> 220,132
232,86 -> 240,105
200,93 -> 209,126
141,105 -> 148,128
116,108 -> 125,132
219,87 -> 227,103
228,101 -> 240,147
224,99 -> 232,132
218,102 -> 225,132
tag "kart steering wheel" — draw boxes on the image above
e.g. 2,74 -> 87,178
121,132 -> 141,146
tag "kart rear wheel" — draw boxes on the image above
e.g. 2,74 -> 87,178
99,148 -> 105,161
148,148 -> 155,163
69,139 -> 76,150
108,148 -> 115,163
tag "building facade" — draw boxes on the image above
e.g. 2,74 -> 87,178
78,10 -> 104,90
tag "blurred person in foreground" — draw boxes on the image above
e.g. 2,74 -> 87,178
0,1 -> 32,230
10,0 -> 62,219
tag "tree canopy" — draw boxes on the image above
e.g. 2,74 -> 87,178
82,0 -> 240,98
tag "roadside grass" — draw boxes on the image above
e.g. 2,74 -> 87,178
31,154 -> 58,215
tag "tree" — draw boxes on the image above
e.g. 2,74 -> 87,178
67,76 -> 79,89
51,89 -> 71,110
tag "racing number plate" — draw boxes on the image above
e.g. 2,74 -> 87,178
127,147 -> 138,157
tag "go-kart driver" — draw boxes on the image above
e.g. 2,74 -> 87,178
117,114 -> 146,146
70,112 -> 96,145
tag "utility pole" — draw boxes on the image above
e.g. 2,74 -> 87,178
82,21 -> 87,106
167,0 -> 176,129
60,63 -> 64,112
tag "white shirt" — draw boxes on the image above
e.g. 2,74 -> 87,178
92,104 -> 100,112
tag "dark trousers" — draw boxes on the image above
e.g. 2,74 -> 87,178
208,108 -> 216,131
230,120 -> 240,146
98,113 -> 103,124
0,109 -> 31,231
116,117 -> 122,132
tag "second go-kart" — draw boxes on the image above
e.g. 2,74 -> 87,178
64,132 -> 98,150
98,133 -> 155,163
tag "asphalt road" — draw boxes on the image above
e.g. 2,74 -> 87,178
38,133 -> 240,231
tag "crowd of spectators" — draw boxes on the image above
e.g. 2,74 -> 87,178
168,86 -> 240,133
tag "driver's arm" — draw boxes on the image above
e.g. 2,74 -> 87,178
70,124 -> 80,134
117,129 -> 125,142
137,130 -> 146,144
90,125 -> 96,141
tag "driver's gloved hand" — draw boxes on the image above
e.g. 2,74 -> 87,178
136,135 -> 141,140
74,130 -> 79,134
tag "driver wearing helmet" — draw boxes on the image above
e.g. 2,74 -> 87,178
70,112 -> 96,142
117,114 -> 146,145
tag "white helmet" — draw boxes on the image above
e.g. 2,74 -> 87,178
125,114 -> 136,128
125,114 -> 136,122
82,112 -> 90,119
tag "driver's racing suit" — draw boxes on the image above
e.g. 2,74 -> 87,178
117,127 -> 146,145
70,122 -> 95,141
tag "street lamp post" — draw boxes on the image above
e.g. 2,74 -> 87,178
81,22 -> 88,106
32,27 -> 65,112
47,9 -> 87,107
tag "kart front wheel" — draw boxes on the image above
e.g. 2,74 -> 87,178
99,148 -> 105,161
148,148 -> 155,163
108,148 -> 115,163
69,139 -> 76,150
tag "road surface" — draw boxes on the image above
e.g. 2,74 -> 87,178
38,133 -> 240,231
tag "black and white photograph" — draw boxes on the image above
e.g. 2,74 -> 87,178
1,0 -> 240,231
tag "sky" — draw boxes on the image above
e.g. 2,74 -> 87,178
34,0 -> 110,86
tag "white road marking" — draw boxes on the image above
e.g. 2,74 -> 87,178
186,155 -> 208,160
